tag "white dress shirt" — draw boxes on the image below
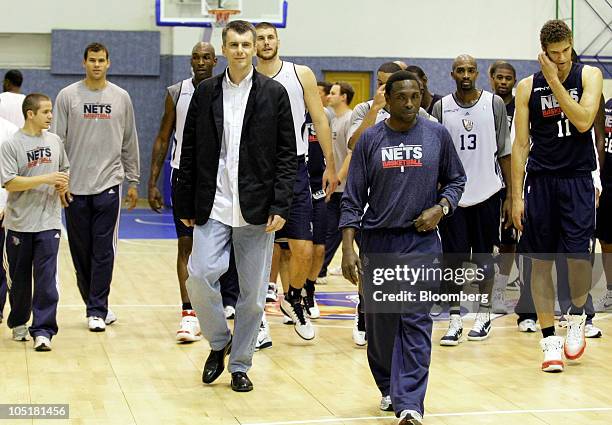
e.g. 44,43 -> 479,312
210,67 -> 253,227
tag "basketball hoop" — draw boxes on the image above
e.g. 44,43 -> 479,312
208,9 -> 241,27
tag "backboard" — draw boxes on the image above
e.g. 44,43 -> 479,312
156,0 -> 288,28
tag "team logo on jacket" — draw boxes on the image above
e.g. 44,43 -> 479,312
540,88 -> 579,118
381,143 -> 422,172
462,119 -> 474,131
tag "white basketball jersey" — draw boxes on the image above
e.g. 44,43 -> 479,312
170,78 -> 195,169
272,61 -> 307,156
441,90 -> 502,207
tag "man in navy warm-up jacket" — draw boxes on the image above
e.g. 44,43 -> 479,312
340,71 -> 466,425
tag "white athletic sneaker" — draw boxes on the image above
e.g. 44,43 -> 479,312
595,289 -> 612,312
540,335 -> 564,372
429,302 -> 444,317
491,288 -> 507,314
328,266 -> 343,276
352,303 -> 366,346
379,395 -> 393,411
12,325 -> 30,341
176,310 -> 202,343
282,314 -> 294,325
518,319 -> 537,333
33,335 -> 52,352
255,313 -> 272,351
88,316 -> 106,332
224,305 -> 236,320
564,313 -> 587,360
105,309 -> 117,325
440,314 -> 463,346
303,289 -> 320,319
280,297 -> 315,340
467,312 -> 492,341
398,409 -> 423,425
266,283 -> 278,303
585,323 -> 603,338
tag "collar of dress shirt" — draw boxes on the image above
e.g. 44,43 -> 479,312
224,66 -> 254,88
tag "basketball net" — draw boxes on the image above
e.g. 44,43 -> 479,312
208,9 -> 241,28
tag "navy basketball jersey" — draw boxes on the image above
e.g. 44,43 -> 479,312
527,63 -> 596,174
603,98 -> 612,186
506,97 -> 515,130
304,112 -> 325,191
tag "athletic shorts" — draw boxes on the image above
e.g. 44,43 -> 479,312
596,186 -> 612,243
499,188 -> 517,245
519,173 -> 595,257
275,157 -> 314,242
171,168 -> 193,239
439,191 -> 501,265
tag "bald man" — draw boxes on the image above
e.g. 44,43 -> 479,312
431,54 -> 511,346
148,42 -> 239,343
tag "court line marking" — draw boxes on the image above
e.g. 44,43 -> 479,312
133,218 -> 174,226
241,406 -> 612,425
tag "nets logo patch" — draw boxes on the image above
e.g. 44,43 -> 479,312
83,103 -> 112,120
381,143 -> 423,172
304,123 -> 318,143
540,88 -> 579,118
26,146 -> 52,168
462,119 -> 474,131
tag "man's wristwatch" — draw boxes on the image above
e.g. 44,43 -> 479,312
437,202 -> 449,216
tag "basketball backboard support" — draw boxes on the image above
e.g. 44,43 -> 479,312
156,0 -> 288,28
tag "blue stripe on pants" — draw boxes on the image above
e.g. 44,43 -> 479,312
186,219 -> 273,373
5,229 -> 60,338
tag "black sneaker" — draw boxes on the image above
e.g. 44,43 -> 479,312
440,315 -> 462,346
467,312 -> 492,341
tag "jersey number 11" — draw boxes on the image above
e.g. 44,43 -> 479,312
557,117 -> 572,138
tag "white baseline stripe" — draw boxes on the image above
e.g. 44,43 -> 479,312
241,407 -> 612,425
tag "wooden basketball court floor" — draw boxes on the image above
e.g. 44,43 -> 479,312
1,237 -> 612,425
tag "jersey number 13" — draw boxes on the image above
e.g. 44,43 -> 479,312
460,134 -> 477,150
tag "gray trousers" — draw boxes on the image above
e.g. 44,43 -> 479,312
186,219 -> 273,373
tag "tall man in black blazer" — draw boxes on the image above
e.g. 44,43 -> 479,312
174,20 -> 297,392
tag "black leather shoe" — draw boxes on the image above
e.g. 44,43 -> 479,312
230,372 -> 253,392
202,336 -> 232,384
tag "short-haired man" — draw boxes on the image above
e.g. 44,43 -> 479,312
51,42 -> 140,332
432,55 -> 511,346
255,22 -> 338,341
489,60 -> 519,313
1,93 -> 70,351
0,116 -> 18,324
597,97 -> 612,310
512,20 -> 603,372
341,71 -> 466,425
405,65 -> 442,115
147,41 -> 238,342
175,21 -> 296,392
0,70 -> 26,127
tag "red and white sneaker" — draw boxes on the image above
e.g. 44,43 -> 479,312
540,336 -> 564,372
176,310 -> 203,343
564,313 -> 587,360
